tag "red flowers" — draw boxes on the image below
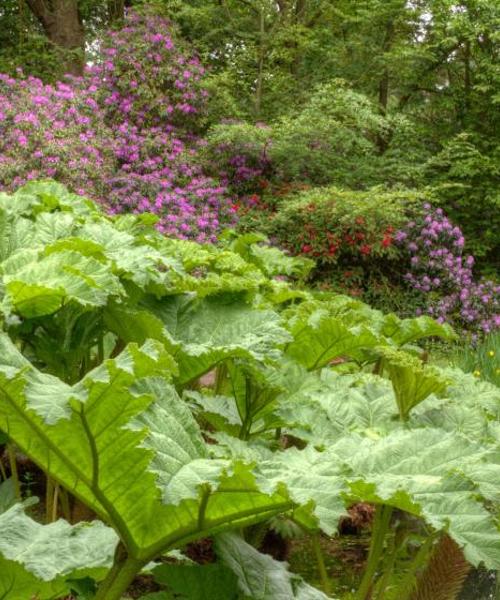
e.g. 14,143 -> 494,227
360,244 -> 372,255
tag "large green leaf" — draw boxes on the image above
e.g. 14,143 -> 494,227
1,249 -> 124,318
333,428 -> 500,569
225,360 -> 285,438
76,221 -> 181,289
0,336 -> 292,561
0,209 -> 33,262
226,232 -> 314,279
153,562 -> 239,599
186,391 -> 243,437
14,180 -> 98,216
215,533 -> 331,599
0,479 -> 16,513
257,445 -> 349,534
381,314 -> 456,346
256,427 -> 500,568
0,181 -> 97,222
159,238 -> 267,298
441,367 -> 500,418
0,502 -> 117,600
411,400 -> 491,440
103,302 -> 177,350
278,373 -> 395,444
151,533 -> 332,600
379,347 -> 449,419
146,296 -> 291,384
285,312 -> 379,370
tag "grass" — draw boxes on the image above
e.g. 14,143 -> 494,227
451,332 -> 500,387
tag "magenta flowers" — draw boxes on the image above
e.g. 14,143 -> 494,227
397,204 -> 499,335
0,12 -> 236,242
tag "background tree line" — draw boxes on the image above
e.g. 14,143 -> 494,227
0,0 -> 498,270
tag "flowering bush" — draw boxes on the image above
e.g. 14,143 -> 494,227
397,203 -> 500,335
0,11 -> 236,242
263,186 -> 422,266
202,121 -> 272,202
0,72 -> 114,195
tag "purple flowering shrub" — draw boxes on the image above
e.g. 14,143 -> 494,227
397,203 -> 499,335
0,73 -> 114,195
202,121 -> 273,202
82,11 -> 237,242
0,11 -> 236,242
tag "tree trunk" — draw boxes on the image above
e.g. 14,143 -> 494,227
26,0 -> 85,76
107,0 -> 129,25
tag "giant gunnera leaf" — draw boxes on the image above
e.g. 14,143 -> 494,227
150,533 -> 332,600
214,533 -> 332,600
1,248 -> 124,318
285,311 -> 379,370
0,501 -> 117,600
378,347 -> 449,419
0,334 -> 292,563
256,428 -> 500,569
144,295 -> 291,385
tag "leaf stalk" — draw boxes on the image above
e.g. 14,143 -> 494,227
356,504 -> 393,600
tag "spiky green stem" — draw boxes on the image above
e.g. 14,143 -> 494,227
59,486 -> 72,522
7,443 -> 21,500
214,363 -> 227,395
95,544 -> 145,600
46,477 -> 54,523
0,454 -> 7,481
395,533 -> 438,600
312,533 -> 331,596
356,504 -> 393,600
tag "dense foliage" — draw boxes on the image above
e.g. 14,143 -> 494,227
1,182 -> 500,600
0,12 -> 235,243
0,1 -> 499,596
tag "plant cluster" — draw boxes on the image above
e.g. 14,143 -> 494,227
451,332 -> 500,387
2,183 -> 500,600
397,203 -> 500,335
426,133 -> 500,266
202,121 -> 272,199
0,11 -> 236,243
256,186 -> 423,270
0,72 -> 114,195
202,82 -> 428,202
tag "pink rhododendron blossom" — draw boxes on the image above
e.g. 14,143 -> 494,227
0,11 -> 236,242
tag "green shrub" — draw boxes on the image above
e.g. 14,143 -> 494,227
263,186 -> 424,270
269,81 -> 387,188
202,81 -> 429,197
425,133 -> 500,269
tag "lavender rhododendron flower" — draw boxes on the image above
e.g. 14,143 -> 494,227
397,204 -> 499,335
